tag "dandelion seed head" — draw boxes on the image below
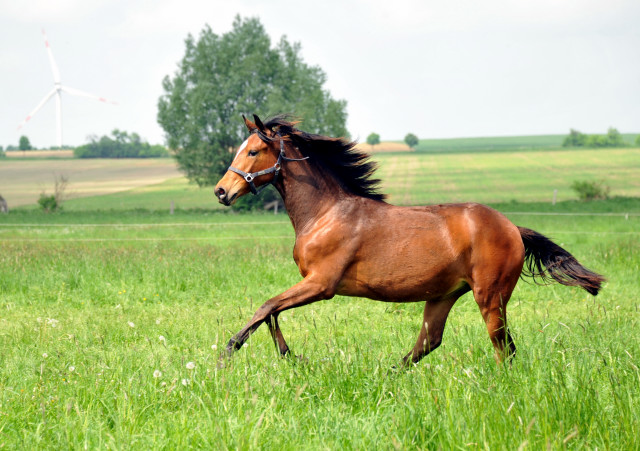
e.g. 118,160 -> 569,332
153,370 -> 162,378
211,344 -> 217,350
69,366 -> 75,372
42,353 -> 48,358
186,361 -> 195,370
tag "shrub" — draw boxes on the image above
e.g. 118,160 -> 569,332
37,194 -> 60,212
571,180 -> 610,201
37,175 -> 68,212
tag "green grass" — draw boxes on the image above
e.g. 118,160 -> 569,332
1,198 -> 639,448
410,133 -> 639,153
1,145 -> 639,448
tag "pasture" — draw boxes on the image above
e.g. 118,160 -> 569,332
1,147 -> 639,448
0,158 -> 180,208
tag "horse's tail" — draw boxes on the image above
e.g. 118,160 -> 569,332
518,227 -> 605,296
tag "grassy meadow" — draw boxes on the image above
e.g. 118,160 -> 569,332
1,145 -> 639,448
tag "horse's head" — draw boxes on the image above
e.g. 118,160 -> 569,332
215,114 -> 282,206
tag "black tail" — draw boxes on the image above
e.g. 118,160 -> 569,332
518,227 -> 605,296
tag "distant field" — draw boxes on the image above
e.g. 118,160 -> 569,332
19,147 -> 636,211
376,147 -> 640,205
0,158 -> 181,208
4,150 -> 74,158
410,133 -> 639,153
3,145 -> 639,211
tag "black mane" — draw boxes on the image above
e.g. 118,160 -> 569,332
258,115 -> 386,202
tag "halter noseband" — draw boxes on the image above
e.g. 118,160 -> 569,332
227,133 -> 309,195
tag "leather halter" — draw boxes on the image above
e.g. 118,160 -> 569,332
227,133 -> 309,195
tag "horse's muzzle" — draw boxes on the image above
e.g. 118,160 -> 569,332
215,186 -> 236,206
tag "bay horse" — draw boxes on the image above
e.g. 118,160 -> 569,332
214,114 -> 605,365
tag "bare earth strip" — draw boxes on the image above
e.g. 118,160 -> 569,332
0,159 -> 181,207
354,142 -> 411,153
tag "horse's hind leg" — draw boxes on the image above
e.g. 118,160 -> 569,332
265,313 -> 290,356
402,296 -> 459,366
473,285 -> 517,363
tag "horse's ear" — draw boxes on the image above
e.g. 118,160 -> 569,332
243,115 -> 257,132
253,114 -> 266,132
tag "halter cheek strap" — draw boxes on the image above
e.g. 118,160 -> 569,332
227,135 -> 309,195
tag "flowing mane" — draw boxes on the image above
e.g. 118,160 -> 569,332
259,115 -> 386,202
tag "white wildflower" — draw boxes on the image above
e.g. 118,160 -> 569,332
181,378 -> 189,386
159,335 -> 166,343
127,321 -> 135,328
69,366 -> 75,372
211,344 -> 217,350
153,370 -> 162,378
42,353 -> 48,358
186,361 -> 195,370
155,318 -> 161,325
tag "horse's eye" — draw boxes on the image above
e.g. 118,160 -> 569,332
248,150 -> 258,157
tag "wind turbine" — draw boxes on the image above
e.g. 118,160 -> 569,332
17,29 -> 117,149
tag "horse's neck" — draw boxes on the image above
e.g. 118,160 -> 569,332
275,163 -> 345,234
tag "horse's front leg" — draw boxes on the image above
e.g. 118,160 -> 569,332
265,313 -> 289,356
223,276 -> 335,357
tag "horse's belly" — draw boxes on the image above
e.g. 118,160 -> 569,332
337,256 -> 466,302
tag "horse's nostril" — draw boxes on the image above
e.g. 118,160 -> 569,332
216,187 -> 226,199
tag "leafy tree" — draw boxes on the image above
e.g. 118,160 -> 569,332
605,127 -> 625,147
19,136 -> 32,151
562,129 -> 586,147
404,133 -> 419,149
563,127 -> 628,148
158,16 -> 349,188
366,132 -> 380,150
74,130 -> 169,158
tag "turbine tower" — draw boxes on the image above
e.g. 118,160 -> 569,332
17,29 -> 116,149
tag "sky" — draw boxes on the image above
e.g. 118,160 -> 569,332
1,0 -> 639,148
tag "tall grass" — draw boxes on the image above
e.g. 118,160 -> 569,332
1,199 -> 638,448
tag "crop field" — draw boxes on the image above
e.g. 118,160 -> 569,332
4,146 -> 636,213
1,147 -> 639,448
0,158 -> 180,208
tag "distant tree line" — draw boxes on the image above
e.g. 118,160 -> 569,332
562,127 -> 631,148
74,130 -> 169,158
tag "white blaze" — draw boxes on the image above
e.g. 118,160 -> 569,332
236,139 -> 249,157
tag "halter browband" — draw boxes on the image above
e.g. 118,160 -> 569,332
227,133 -> 309,195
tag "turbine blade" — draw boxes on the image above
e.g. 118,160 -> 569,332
17,88 -> 57,130
42,29 -> 61,84
61,85 -> 118,105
